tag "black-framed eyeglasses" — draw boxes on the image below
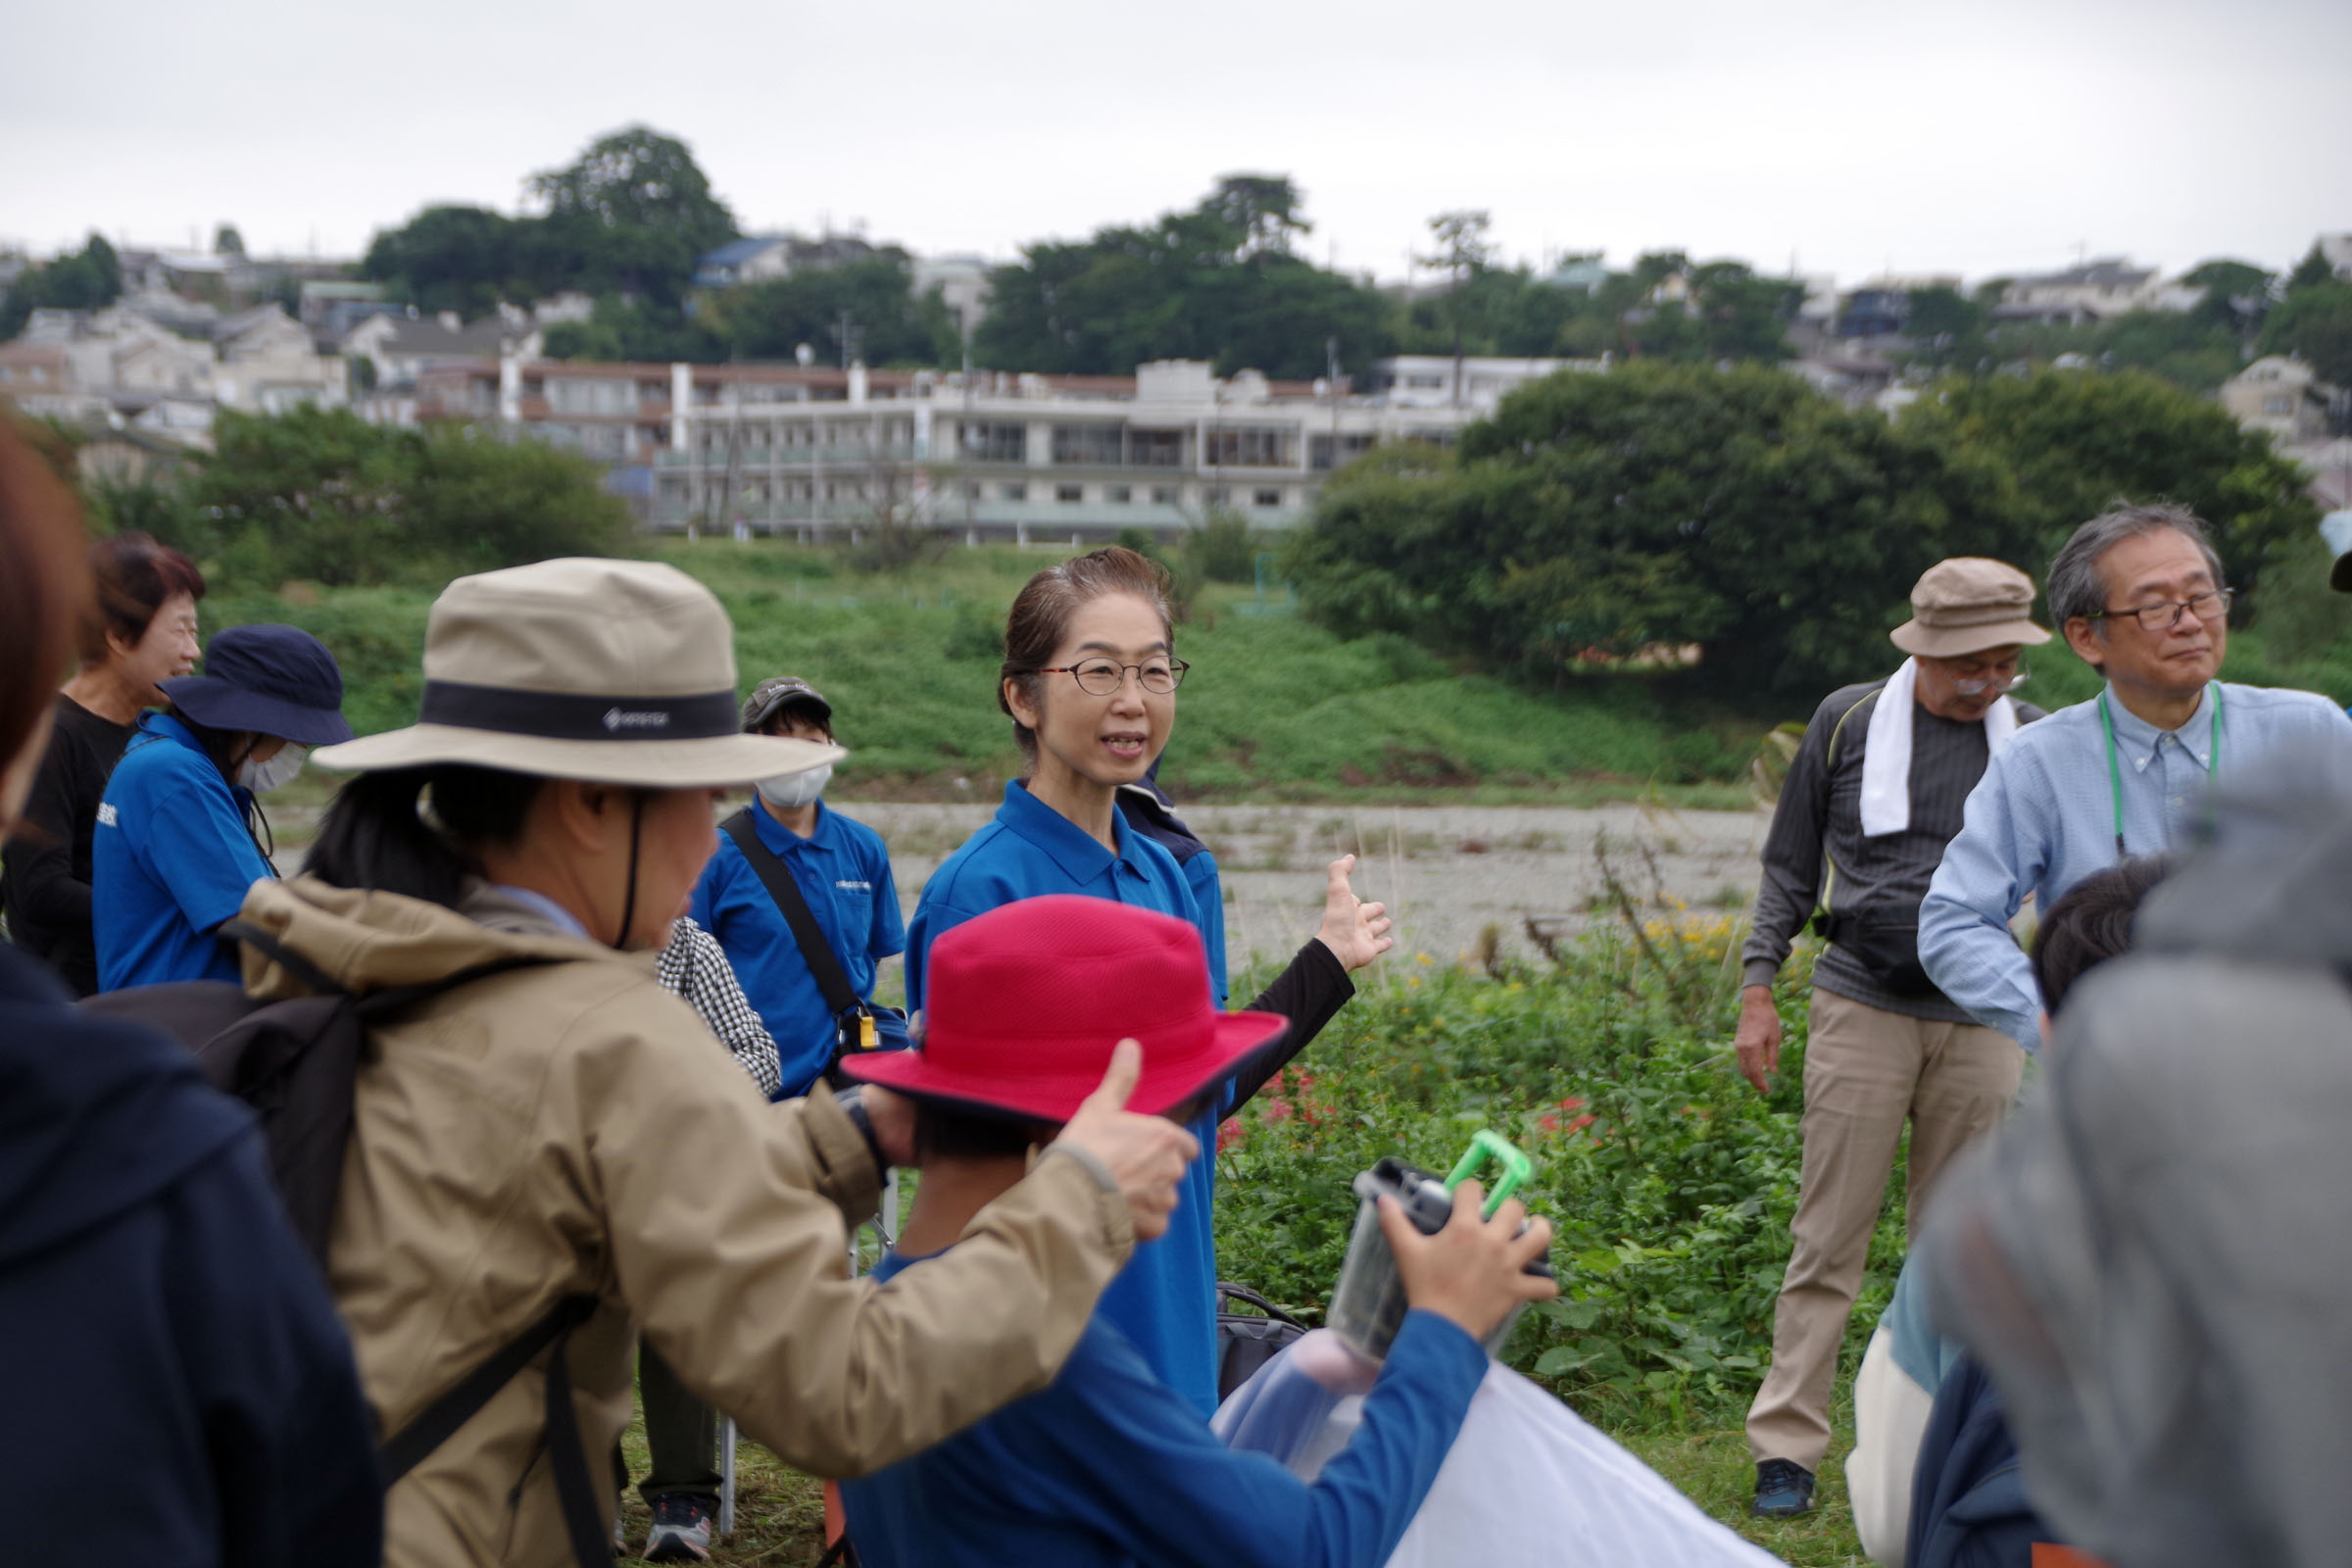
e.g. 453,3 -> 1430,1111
1036,658 -> 1191,696
2084,589 -> 2233,633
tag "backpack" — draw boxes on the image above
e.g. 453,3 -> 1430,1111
80,918 -> 612,1568
1906,1354 -> 2061,1568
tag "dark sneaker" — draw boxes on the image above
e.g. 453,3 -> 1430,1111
643,1493 -> 715,1562
1751,1457 -> 1816,1518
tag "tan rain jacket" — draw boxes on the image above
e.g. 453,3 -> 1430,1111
235,875 -> 1133,1568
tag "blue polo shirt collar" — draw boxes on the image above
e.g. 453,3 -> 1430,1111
997,781 -> 1153,886
2107,681 -> 2218,773
136,710 -> 259,808
750,794 -> 837,858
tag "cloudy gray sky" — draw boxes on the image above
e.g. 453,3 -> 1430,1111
7,0 -> 2346,287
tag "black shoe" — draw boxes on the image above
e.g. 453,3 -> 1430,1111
643,1492 -> 714,1562
1751,1457 -> 1816,1518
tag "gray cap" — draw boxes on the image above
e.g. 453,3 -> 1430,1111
741,675 -> 832,733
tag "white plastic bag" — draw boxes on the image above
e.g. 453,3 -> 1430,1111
1215,1331 -> 1784,1568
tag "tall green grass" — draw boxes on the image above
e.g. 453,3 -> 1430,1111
198,537 -> 2352,802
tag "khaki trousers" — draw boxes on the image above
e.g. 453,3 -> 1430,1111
1744,987 -> 2023,1471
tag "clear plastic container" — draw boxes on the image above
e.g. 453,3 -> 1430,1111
1325,1132 -> 1554,1362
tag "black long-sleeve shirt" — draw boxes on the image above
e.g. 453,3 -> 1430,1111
3,695 -> 134,998
1741,680 -> 2041,1023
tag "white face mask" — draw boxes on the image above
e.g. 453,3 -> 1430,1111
238,744 -> 307,794
757,763 -> 832,809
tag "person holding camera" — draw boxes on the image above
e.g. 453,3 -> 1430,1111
1736,558 -> 2048,1520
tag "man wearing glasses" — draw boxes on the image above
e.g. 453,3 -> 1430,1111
1740,556 -> 2051,1521
1922,502 -> 2352,1061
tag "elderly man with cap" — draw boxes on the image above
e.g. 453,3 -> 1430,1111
1738,558 -> 2049,1520
1919,502 -> 2352,1055
689,675 -> 906,1102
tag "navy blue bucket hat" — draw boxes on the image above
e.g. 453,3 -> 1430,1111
159,623 -> 354,747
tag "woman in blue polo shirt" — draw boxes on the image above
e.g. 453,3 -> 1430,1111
908,546 -> 1393,1418
92,623 -> 350,990
691,675 -> 905,1099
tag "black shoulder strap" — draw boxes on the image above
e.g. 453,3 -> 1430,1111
1215,1281 -> 1309,1330
723,808 -> 860,1015
380,1293 -> 607,1567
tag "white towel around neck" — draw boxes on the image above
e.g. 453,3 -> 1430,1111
1858,658 -> 2019,837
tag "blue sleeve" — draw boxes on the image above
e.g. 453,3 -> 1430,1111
906,896 -> 983,1014
149,772 -> 274,939
1185,850 -> 1229,1010
869,844 -> 907,963
1918,748 -> 2046,1052
1010,1312 -> 1486,1568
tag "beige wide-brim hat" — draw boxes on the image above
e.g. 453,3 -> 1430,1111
313,558 -> 843,787
1888,557 -> 2054,659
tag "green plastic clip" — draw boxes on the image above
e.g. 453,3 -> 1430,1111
1443,1130 -> 1534,1218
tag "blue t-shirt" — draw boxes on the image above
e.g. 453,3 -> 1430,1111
690,798 -> 905,1097
840,1250 -> 1488,1568
92,712 -> 274,991
908,781 -> 1230,1414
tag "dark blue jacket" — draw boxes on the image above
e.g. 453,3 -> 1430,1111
0,944 -> 380,1566
1906,1354 -> 2053,1568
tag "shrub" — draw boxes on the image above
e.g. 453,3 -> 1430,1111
1213,906 -> 1892,1419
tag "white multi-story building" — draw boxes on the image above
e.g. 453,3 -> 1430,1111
653,355 -> 1604,537
412,353 -> 1602,535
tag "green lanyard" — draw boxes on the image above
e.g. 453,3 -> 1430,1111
2097,682 -> 2223,858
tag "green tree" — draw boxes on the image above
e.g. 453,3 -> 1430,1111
0,234 -> 123,337
213,224 -> 246,257
2089,309 -> 2243,392
2287,244 -> 2337,292
362,204 -> 527,318
1287,363 -> 1991,698
703,254 -> 956,367
1900,369 -> 2319,606
525,124 -> 737,306
153,407 -> 628,588
2257,281 -> 2352,387
975,176 -> 1394,378
1900,286 -> 1986,364
2181,257 -> 2274,339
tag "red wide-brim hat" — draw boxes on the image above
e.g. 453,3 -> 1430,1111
842,895 -> 1289,1122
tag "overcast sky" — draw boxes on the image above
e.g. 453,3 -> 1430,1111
7,0 -> 2346,288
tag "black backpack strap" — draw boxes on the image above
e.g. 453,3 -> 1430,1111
540,1316 -> 613,1568
219,916 -> 343,998
380,1293 -> 608,1567
378,1293 -> 598,1482
723,808 -> 861,1016
1216,1282 -> 1308,1330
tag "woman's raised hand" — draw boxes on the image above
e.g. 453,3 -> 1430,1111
1313,854 -> 1393,973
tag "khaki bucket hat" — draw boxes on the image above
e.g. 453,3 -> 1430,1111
312,558 -> 843,787
1888,557 -> 2053,658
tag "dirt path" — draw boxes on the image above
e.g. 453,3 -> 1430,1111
274,798 -> 1770,974
849,799 -> 1768,971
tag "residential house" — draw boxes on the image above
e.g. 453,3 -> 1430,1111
1357,355 -> 1596,410
344,311 -> 543,391
694,236 -> 796,288
214,303 -> 346,413
1994,258 -> 2201,326
2221,356 -> 2341,445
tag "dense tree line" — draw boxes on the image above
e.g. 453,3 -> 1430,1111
1284,364 -> 2320,701
74,406 -> 630,590
0,234 -> 124,339
363,126 -> 737,315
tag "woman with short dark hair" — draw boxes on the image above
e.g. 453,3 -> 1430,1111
2,530 -> 204,994
91,620 -> 351,989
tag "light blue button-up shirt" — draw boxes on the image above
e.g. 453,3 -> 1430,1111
1920,680 -> 2352,1049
